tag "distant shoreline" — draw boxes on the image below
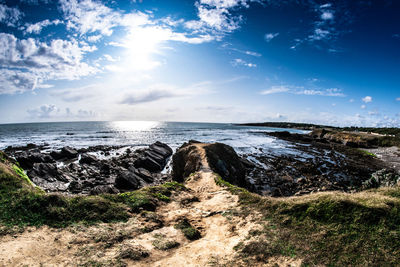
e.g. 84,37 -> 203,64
237,122 -> 400,136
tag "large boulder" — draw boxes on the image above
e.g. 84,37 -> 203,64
172,141 -> 247,187
50,146 -> 78,160
203,143 -> 247,187
16,152 -> 55,169
115,171 -> 141,190
134,142 -> 173,172
79,153 -> 98,165
172,141 -> 204,182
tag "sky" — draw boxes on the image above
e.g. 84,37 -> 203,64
0,0 -> 399,126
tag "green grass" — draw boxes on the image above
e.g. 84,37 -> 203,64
358,149 -> 377,158
174,218 -> 201,240
215,174 -> 400,266
0,155 -> 186,229
12,164 -> 34,186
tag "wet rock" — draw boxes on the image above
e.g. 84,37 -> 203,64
134,168 -> 154,183
362,169 -> 400,188
150,141 -> 173,157
6,142 -> 172,195
79,153 -> 98,165
115,171 -> 141,190
135,156 -> 163,172
16,152 -> 55,169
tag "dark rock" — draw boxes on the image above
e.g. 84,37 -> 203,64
134,168 -> 154,183
363,169 -> 400,188
79,153 -> 98,165
172,141 -> 204,182
16,152 -> 55,169
50,151 -> 63,160
172,141 -> 246,188
149,141 -> 173,157
115,171 -> 141,190
61,146 -> 78,159
90,185 -> 119,195
31,163 -> 59,177
239,157 -> 256,169
204,143 -> 247,188
50,146 -> 78,160
135,156 -> 163,172
5,142 -> 172,195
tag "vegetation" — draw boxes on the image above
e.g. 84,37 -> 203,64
358,149 -> 377,158
174,218 -> 201,240
216,175 -> 400,266
0,155 -> 186,229
118,244 -> 149,260
152,233 -> 180,250
237,122 -> 333,130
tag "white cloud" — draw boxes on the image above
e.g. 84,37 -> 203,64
264,32 -> 279,42
231,58 -> 256,68
221,43 -> 261,57
0,69 -> 38,94
0,33 -> 98,94
362,96 -> 372,103
321,11 -> 334,20
261,86 -> 345,97
0,4 -> 23,27
87,34 -> 102,42
368,110 -> 379,116
25,19 -> 61,34
185,0 -> 249,34
261,86 -> 290,95
361,105 -> 366,109
309,28 -> 331,41
120,89 -> 178,105
27,104 -> 59,119
27,104 -> 97,120
59,0 -> 122,36
396,97 -> 400,101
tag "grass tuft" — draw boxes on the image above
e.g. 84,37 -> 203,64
174,218 -> 201,240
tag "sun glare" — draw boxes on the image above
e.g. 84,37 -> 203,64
120,26 -> 172,71
109,120 -> 160,131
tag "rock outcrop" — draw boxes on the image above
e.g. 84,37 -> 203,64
172,141 -> 246,187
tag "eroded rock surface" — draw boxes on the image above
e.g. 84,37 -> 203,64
245,131 -> 399,196
172,141 -> 246,187
5,142 -> 173,194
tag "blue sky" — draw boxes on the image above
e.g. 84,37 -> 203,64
0,0 -> 399,126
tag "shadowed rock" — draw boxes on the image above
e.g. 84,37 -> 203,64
172,141 -> 246,187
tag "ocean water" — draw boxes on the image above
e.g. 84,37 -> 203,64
0,121 -> 306,156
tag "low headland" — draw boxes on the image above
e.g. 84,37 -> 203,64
0,125 -> 399,266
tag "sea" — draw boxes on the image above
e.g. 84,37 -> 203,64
0,121 -> 307,156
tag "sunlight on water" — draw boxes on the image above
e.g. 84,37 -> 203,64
108,121 -> 160,132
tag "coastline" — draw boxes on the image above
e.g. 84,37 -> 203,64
1,138 -> 399,266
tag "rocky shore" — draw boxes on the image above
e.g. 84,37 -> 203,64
4,142 -> 173,195
1,137 -> 400,266
3,130 -> 399,197
239,130 -> 399,196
